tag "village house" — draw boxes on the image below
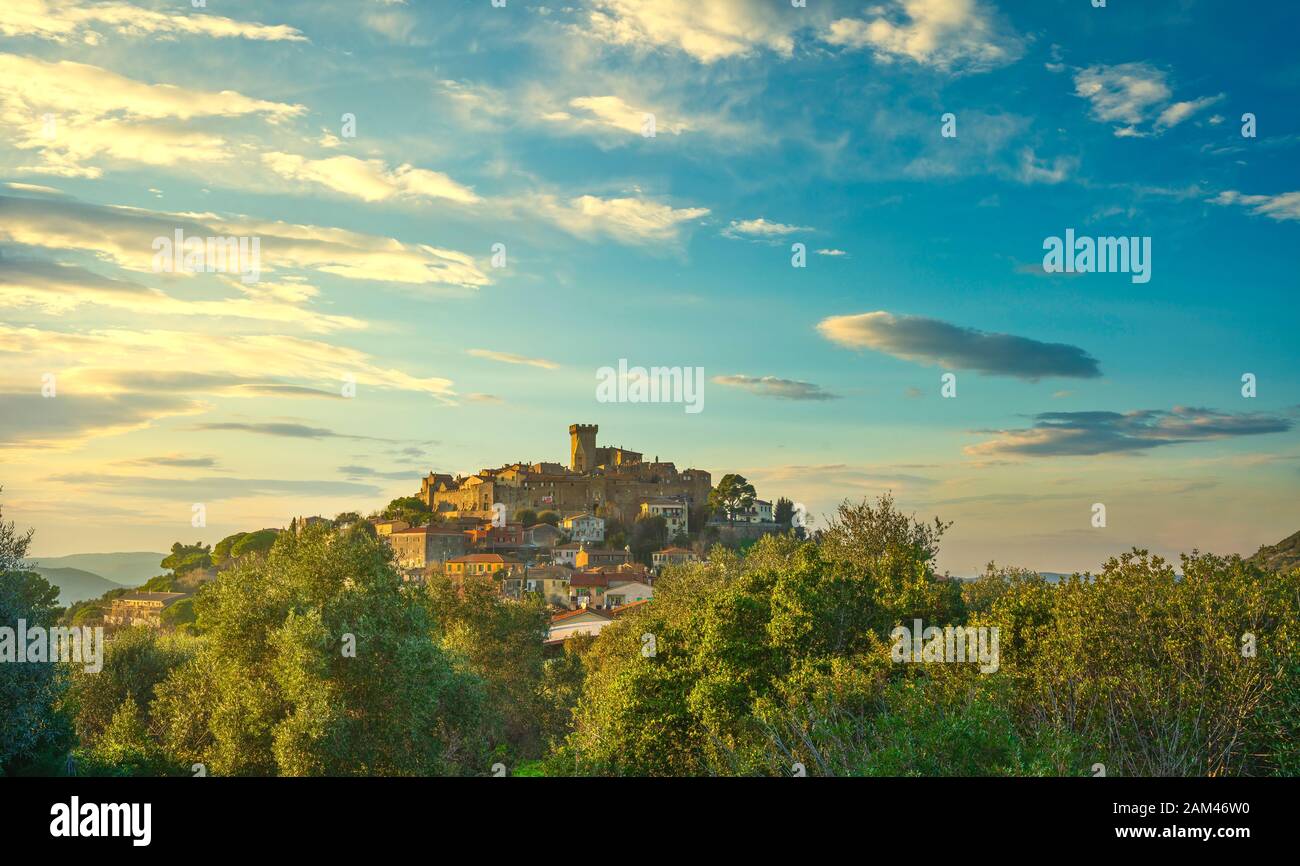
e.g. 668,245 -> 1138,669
735,499 -> 775,524
640,497 -> 689,538
561,513 -> 605,543
524,523 -> 564,549
389,525 -> 469,570
651,546 -> 700,574
445,553 -> 521,581
464,521 -> 525,551
545,599 -> 650,646
522,565 -> 572,607
552,542 -> 583,567
546,607 -> 614,644
105,591 -> 188,628
371,518 -> 410,537
569,565 -> 654,609
574,545 -> 631,570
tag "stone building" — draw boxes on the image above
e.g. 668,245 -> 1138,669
417,423 -> 711,526
389,525 -> 468,569
105,592 -> 187,628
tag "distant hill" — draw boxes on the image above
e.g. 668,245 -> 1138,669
29,566 -> 128,606
1248,530 -> 1300,574
29,552 -> 166,587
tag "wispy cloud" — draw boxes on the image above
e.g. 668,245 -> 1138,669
713,374 -> 840,401
722,217 -> 811,241
261,153 -> 481,205
467,349 -> 560,370
48,473 -> 382,501
1210,190 -> 1300,222
526,193 -> 709,245
825,0 -> 1025,73
581,0 -> 797,64
0,0 -> 306,44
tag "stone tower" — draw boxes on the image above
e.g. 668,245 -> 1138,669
569,423 -> 598,473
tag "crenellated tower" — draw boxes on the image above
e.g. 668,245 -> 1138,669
569,423 -> 598,473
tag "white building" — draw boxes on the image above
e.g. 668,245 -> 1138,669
737,499 -> 774,524
546,607 -> 614,644
562,513 -> 605,543
640,498 -> 688,537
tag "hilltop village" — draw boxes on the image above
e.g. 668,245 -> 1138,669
73,424 -> 795,646
376,423 -> 787,644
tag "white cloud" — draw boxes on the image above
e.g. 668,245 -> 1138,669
0,52 -> 302,176
825,0 -> 1024,73
722,217 -> 811,239
0,193 -> 491,290
1156,94 -> 1226,129
1210,190 -> 1300,222
582,0 -> 796,63
528,193 -> 709,245
1073,62 -> 1222,136
542,95 -> 689,137
0,0 -> 306,44
261,153 -> 481,205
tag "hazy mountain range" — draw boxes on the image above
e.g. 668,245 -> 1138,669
26,552 -> 165,605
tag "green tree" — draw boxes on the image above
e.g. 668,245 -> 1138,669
536,510 -> 561,527
212,533 -> 248,567
78,698 -> 180,777
152,523 -> 493,775
628,515 -> 667,565
708,474 -> 756,522
0,493 -> 70,774
513,508 -> 538,527
773,497 -> 795,527
424,573 -> 551,759
382,496 -> 433,527
161,542 -> 212,575
66,627 -> 196,749
229,529 -> 278,560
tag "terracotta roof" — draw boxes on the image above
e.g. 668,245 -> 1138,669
654,546 -> 694,555
447,553 -> 520,564
569,573 -> 609,587
611,599 -> 651,616
551,607 -> 614,623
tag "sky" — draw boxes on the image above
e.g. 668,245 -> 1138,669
0,0 -> 1297,575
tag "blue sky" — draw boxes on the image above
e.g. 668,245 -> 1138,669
1,0 -> 1297,573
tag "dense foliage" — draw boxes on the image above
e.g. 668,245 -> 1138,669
3,490 -> 1296,777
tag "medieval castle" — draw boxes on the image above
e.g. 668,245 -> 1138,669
419,424 -> 712,523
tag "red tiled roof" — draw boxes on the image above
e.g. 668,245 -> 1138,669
551,607 -> 614,623
569,573 -> 609,587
